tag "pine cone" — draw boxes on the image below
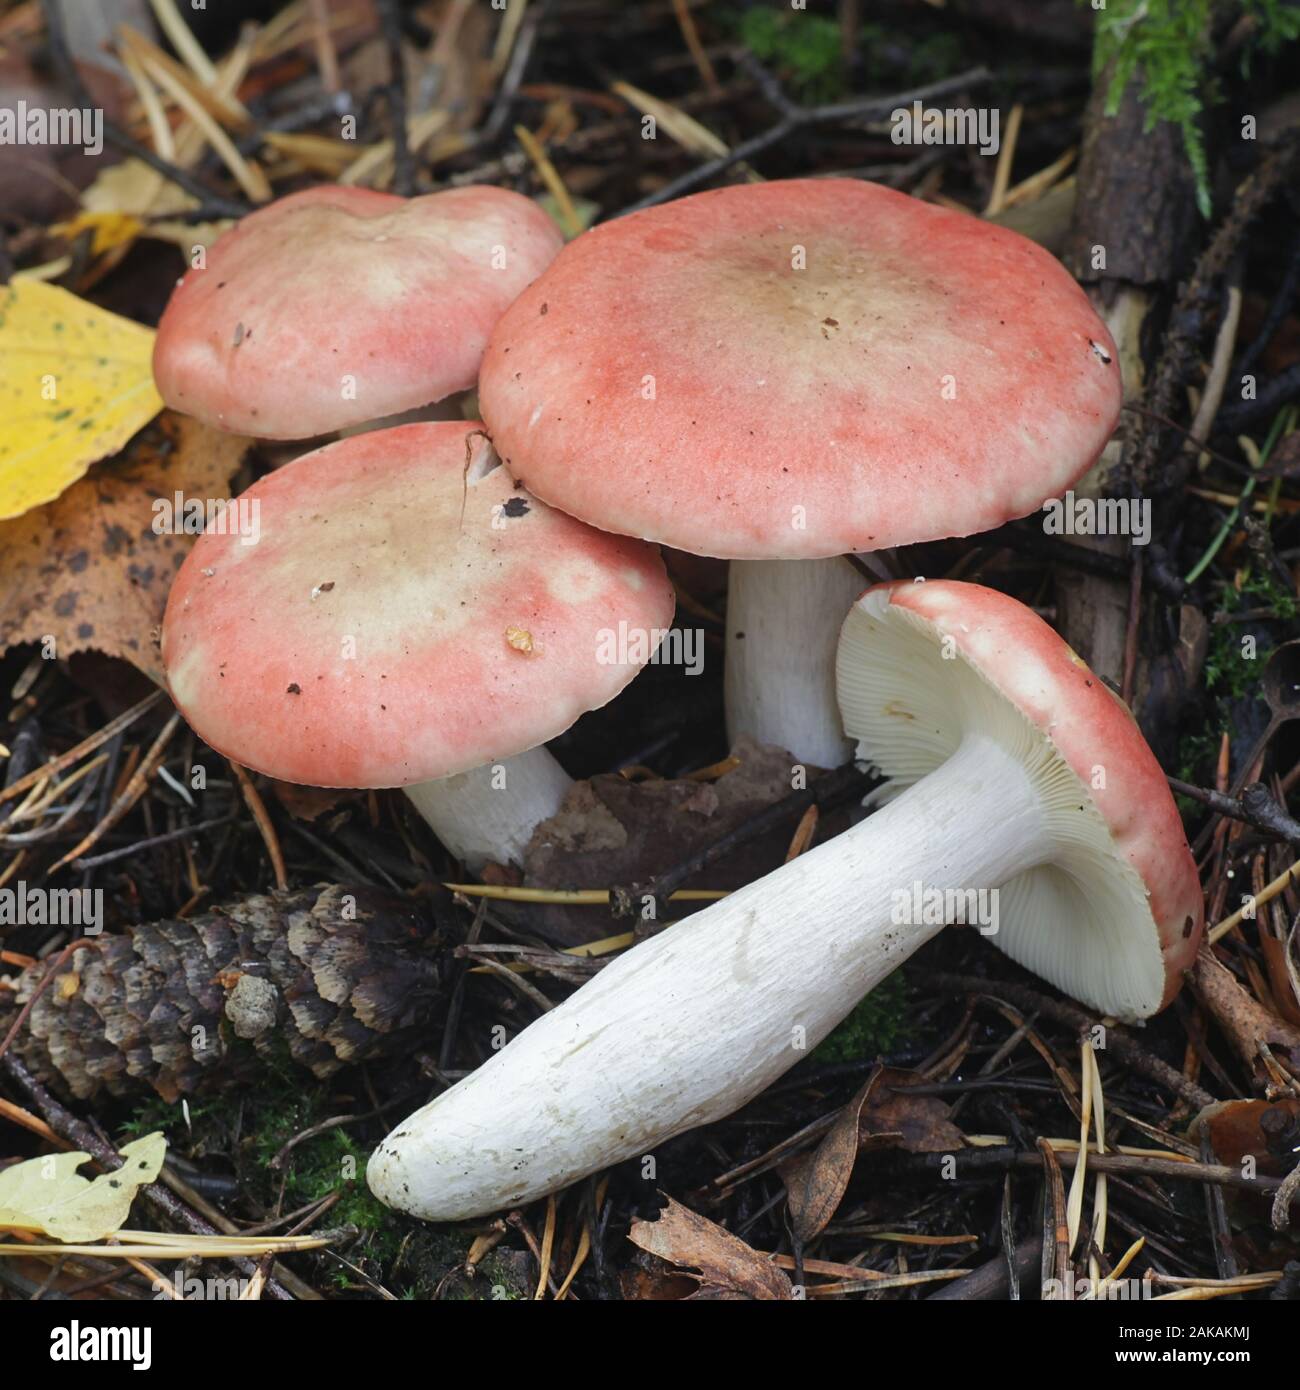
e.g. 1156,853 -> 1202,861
0,884 -> 443,1101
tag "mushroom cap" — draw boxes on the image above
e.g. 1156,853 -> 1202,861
161,422 -> 675,787
479,178 -> 1121,560
153,185 -> 563,439
837,579 -> 1203,1019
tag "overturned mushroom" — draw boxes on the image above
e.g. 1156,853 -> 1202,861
368,579 -> 1202,1221
161,422 -> 675,869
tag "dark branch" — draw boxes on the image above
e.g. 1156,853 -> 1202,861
617,57 -> 992,216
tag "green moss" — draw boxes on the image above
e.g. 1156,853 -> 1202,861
1202,570 -> 1290,701
731,6 -> 965,104
120,1069 -> 538,1297
1178,568 -> 1296,789
814,969 -> 909,1064
739,7 -> 844,103
1089,0 -> 1300,218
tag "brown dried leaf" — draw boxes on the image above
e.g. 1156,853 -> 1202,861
628,1196 -> 792,1300
781,1065 -> 965,1243
0,413 -> 249,683
1256,432 -> 1300,480
1192,1098 -> 1300,1178
781,1066 -> 886,1244
522,737 -> 848,947
618,1257 -> 698,1302
862,1067 -> 966,1154
1258,931 -> 1300,1026
269,780 -> 356,823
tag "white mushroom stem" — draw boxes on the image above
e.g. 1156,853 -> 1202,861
403,745 -> 572,871
724,557 -> 866,767
368,732 -> 1052,1221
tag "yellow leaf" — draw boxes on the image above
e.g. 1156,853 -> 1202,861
0,282 -> 163,520
0,1133 -> 166,1243
0,413 -> 251,682
82,158 -> 195,219
50,211 -> 146,257
79,162 -> 231,252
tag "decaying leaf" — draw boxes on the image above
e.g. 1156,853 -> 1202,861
79,159 -> 233,253
0,282 -> 163,519
1258,928 -> 1300,1026
628,1196 -> 792,1300
781,1066 -> 892,1244
781,1066 -> 965,1242
522,737 -> 850,947
1191,1098 -> 1300,1177
0,412 -> 250,682
81,158 -> 194,220
0,1133 -> 165,1242
862,1067 -> 966,1154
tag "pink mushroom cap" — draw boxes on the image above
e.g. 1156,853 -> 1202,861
479,178 -> 1122,559
161,422 -> 675,787
154,185 -> 563,439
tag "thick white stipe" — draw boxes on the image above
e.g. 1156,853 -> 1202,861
404,745 -> 572,870
724,557 -> 865,767
369,734 -> 1048,1220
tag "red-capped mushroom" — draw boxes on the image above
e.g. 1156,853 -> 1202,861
478,178 -> 1121,767
161,422 -> 675,868
154,184 -> 562,440
368,579 -> 1202,1220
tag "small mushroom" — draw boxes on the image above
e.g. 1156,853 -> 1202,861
368,579 -> 1202,1221
478,178 -> 1122,767
153,184 -> 562,440
160,423 -> 675,869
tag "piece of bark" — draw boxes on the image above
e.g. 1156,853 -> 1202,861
1189,946 -> 1300,1080
1057,63 -> 1197,689
0,884 -> 443,1100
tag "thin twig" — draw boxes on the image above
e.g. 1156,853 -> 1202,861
0,692 -> 165,808
229,762 -> 288,890
618,58 -> 991,214
47,714 -> 182,873
1170,777 -> 1300,845
926,971 -> 1214,1108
